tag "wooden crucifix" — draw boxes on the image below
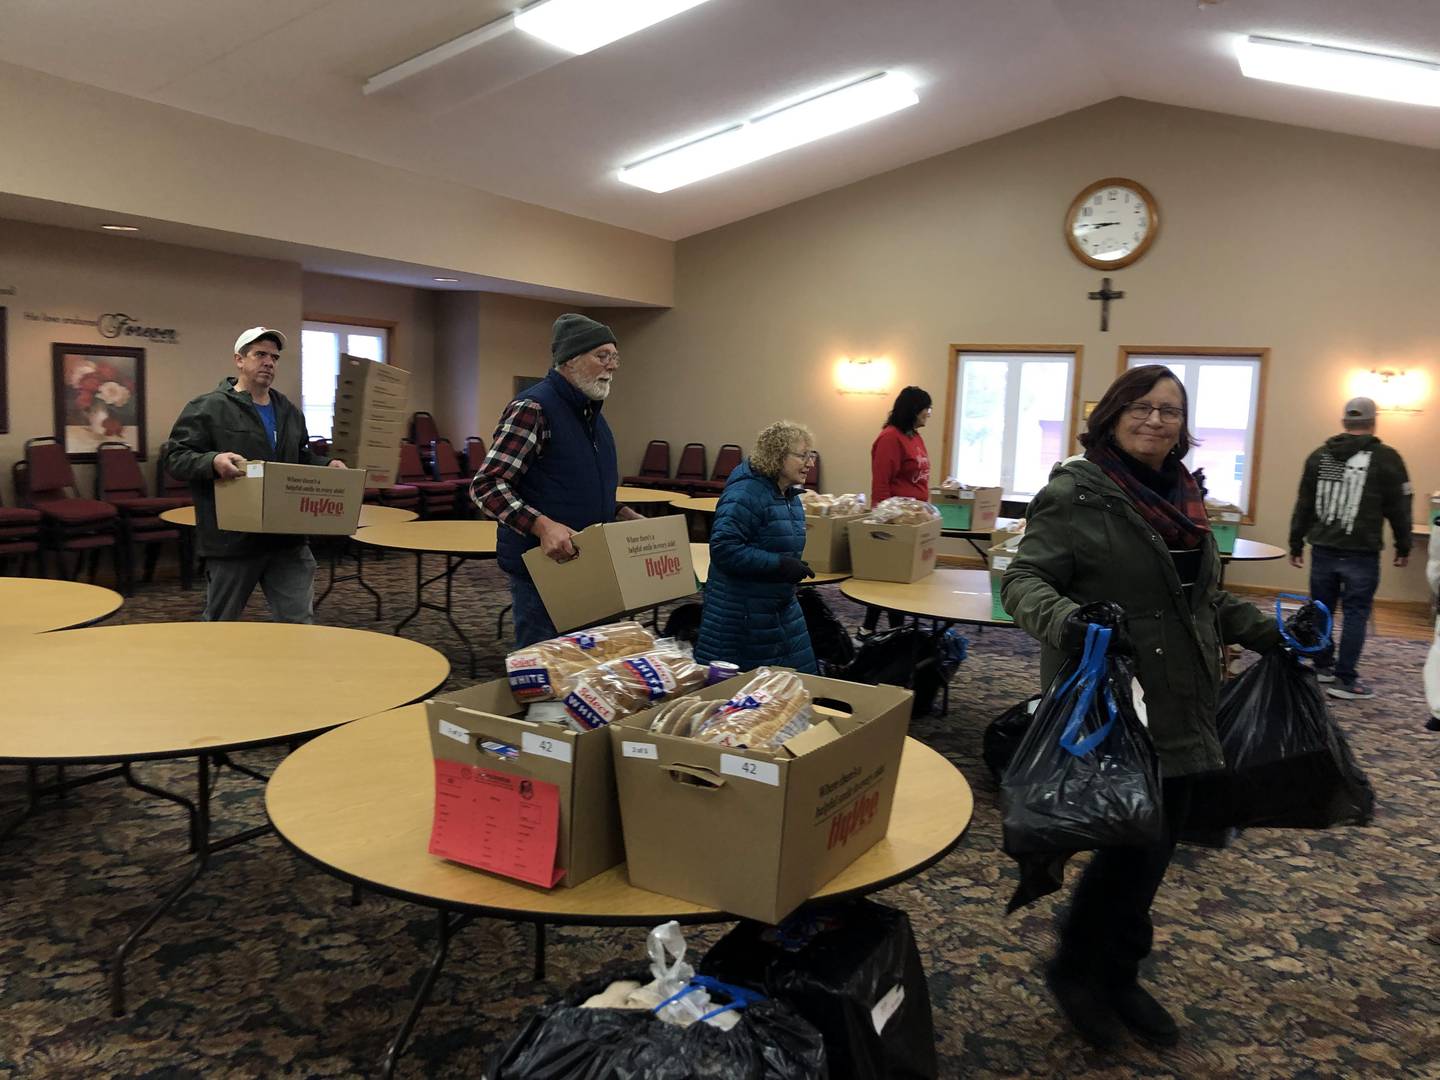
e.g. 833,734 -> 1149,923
1087,276 -> 1125,332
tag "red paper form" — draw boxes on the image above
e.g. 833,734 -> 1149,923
428,760 -> 565,888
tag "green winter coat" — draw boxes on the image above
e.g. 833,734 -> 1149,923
1002,457 -> 1281,777
162,378 -> 330,558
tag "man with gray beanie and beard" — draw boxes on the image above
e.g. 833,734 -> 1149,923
470,313 -> 642,647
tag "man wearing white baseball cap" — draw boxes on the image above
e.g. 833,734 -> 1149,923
161,326 -> 347,622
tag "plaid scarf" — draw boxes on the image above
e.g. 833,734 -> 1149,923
1086,443 -> 1210,550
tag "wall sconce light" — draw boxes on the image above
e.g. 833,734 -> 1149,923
1348,368 -> 1429,414
834,356 -> 895,395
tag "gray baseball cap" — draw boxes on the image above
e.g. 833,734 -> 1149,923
1342,397 -> 1376,423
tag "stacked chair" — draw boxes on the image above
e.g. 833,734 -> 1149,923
0,489 -> 43,576
14,437 -> 124,588
95,442 -> 189,591
397,442 -> 466,519
429,438 -> 475,517
463,436 -> 486,473
621,439 -> 671,489
686,443 -> 743,495
672,443 -> 708,495
409,412 -> 441,469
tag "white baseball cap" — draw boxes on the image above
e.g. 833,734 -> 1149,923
234,326 -> 288,353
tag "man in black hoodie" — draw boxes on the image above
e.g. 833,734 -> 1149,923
1288,397 -> 1412,700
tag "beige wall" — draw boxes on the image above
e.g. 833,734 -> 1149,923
0,60 -> 674,307
0,217 -> 301,501
303,272 -> 437,413
602,99 -> 1440,601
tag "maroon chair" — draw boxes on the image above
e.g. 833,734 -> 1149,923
429,438 -> 474,517
804,452 -> 822,491
95,442 -> 189,591
0,488 -> 44,576
410,412 -> 441,467
398,442 -> 464,519
686,443 -> 742,495
17,437 -> 124,587
672,442 -> 708,495
622,440 -> 671,489
462,436 -> 486,473
156,451 -> 193,506
308,436 -> 331,459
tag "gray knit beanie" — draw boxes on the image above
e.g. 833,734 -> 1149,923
551,314 -> 616,367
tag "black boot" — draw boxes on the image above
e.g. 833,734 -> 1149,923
1044,961 -> 1126,1050
1108,982 -> 1179,1046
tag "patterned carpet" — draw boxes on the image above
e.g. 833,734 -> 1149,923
1,548 -> 1438,1079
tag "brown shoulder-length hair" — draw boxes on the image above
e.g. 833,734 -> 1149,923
1079,365 -> 1199,458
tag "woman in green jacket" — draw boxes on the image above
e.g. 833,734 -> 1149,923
1002,364 -> 1280,1050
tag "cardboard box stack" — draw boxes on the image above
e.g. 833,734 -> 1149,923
1205,500 -> 1243,555
847,498 -> 942,583
799,491 -> 869,573
329,354 -> 411,487
523,516 -> 696,632
611,672 -> 913,923
987,522 -> 1025,623
214,461 -> 365,535
932,481 -> 1004,532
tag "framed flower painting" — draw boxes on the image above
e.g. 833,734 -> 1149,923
52,343 -> 147,461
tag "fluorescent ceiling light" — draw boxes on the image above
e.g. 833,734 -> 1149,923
1236,35 -> 1440,107
433,276 -> 460,283
515,0 -> 714,56
101,224 -> 140,232
619,72 -> 919,193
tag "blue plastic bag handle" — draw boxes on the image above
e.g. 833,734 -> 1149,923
652,976 -> 766,1022
1274,593 -> 1332,654
1058,623 -> 1118,757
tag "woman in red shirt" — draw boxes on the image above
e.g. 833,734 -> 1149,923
871,386 -> 932,504
863,386 -> 933,632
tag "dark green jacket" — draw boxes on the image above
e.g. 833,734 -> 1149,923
1288,433 -> 1412,558
1002,458 -> 1281,777
162,378 -> 329,558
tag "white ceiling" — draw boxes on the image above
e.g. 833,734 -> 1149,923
1,0 -> 1438,242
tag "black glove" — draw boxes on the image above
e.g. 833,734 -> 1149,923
1060,600 -> 1131,657
776,557 -> 815,584
1282,600 -> 1327,652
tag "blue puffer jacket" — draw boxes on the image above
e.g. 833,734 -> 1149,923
694,460 -> 817,674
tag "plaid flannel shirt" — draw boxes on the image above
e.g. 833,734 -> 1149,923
469,399 -> 550,536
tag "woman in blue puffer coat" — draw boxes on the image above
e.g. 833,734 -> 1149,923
694,421 -> 818,673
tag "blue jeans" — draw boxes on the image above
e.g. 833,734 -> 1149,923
1308,546 -> 1380,684
507,572 -> 557,649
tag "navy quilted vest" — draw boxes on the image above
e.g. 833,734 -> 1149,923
496,368 -> 618,576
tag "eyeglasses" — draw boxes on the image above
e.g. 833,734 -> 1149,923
1123,401 -> 1184,424
788,450 -> 818,463
591,349 -> 620,365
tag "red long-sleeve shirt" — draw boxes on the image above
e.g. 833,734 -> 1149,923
870,426 -> 931,504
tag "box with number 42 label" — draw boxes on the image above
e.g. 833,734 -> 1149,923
425,678 -> 623,888
611,672 -> 913,923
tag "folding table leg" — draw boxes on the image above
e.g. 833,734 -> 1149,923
383,909 -> 474,1079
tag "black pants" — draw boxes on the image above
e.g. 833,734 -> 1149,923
1055,775 -> 1195,988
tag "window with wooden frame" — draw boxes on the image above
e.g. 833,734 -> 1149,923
299,316 -> 394,440
943,345 -> 1083,500
1120,347 -> 1268,522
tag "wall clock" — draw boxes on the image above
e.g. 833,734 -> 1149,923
1064,177 -> 1159,270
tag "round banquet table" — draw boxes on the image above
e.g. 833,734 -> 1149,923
353,520 -> 499,676
615,485 -> 687,504
689,543 -> 849,586
159,503 -> 418,530
1224,538 -> 1286,561
266,703 -> 972,1077
842,567 -> 1012,627
669,494 -> 719,514
0,622 -> 449,1016
0,577 -> 123,633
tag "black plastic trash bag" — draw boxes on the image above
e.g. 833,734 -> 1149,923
699,900 -> 936,1080
1187,596 -> 1374,831
982,695 -> 1041,783
1000,623 -> 1163,912
486,967 -> 829,1080
841,626 -> 941,718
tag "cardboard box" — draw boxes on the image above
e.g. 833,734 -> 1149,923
523,515 -> 696,632
802,510 -> 868,573
214,461 -> 365,535
611,673 -> 912,923
426,679 -> 623,888
330,418 -> 406,487
987,525 -> 1024,623
933,486 -> 1003,532
846,517 -> 942,583
335,354 -> 411,411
